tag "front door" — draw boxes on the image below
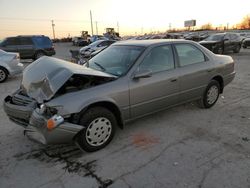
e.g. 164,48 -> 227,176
129,45 -> 179,118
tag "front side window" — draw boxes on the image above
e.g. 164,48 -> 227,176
33,37 -> 52,46
175,44 -> 206,66
139,45 -> 175,73
204,34 -> 224,41
88,45 -> 144,76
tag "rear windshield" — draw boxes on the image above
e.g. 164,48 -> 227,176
32,36 -> 52,46
204,34 -> 224,41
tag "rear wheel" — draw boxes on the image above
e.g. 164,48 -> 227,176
75,107 -> 117,152
233,44 -> 241,53
0,67 -> 8,83
35,51 -> 45,60
197,80 -> 220,109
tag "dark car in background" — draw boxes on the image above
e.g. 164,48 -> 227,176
243,38 -> 250,48
0,35 -> 55,60
199,33 -> 242,54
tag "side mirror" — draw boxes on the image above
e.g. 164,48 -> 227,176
133,69 -> 152,79
224,38 -> 229,41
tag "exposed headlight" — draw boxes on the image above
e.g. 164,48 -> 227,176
38,104 -> 46,114
46,105 -> 63,115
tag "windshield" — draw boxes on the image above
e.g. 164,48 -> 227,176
88,45 -> 145,76
89,40 -> 104,48
204,34 -> 224,41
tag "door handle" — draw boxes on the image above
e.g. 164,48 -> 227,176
170,78 -> 178,82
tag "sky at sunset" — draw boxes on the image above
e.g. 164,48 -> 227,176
0,0 -> 250,39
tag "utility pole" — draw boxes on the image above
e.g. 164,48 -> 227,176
90,10 -> 93,36
169,23 -> 171,31
227,23 -> 229,30
117,22 -> 119,33
51,20 -> 55,39
95,21 -> 98,35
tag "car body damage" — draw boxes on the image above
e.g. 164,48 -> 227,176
4,56 -> 118,145
22,56 -> 116,103
3,40 -> 235,152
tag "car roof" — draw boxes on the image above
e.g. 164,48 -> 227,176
113,39 -> 188,47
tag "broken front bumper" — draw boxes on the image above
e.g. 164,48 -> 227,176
4,95 -> 84,145
4,94 -> 36,127
24,109 -> 84,145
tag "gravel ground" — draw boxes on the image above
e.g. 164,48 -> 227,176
0,43 -> 250,188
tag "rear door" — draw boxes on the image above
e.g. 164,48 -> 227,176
17,37 -> 35,58
129,45 -> 180,118
223,33 -> 231,52
174,43 -> 214,102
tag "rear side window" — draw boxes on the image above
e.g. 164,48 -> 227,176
20,37 -> 33,45
175,44 -> 206,66
32,36 -> 52,46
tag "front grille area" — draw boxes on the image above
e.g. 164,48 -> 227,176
29,111 -> 46,128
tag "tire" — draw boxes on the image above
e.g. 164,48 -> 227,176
75,107 -> 117,152
35,51 -> 45,60
0,67 -> 8,83
233,44 -> 241,53
216,47 -> 224,54
197,80 -> 220,109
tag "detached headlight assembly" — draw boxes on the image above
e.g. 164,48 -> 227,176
38,104 -> 63,115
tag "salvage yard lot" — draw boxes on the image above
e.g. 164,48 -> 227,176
1,43 -> 250,188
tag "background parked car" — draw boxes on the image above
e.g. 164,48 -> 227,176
79,40 -> 116,55
0,35 -> 55,60
72,37 -> 89,46
199,33 -> 242,54
90,35 -> 108,43
0,49 -> 23,82
243,38 -> 250,48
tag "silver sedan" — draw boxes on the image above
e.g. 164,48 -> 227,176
0,49 -> 23,82
4,40 -> 235,152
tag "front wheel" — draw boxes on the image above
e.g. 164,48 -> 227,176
197,80 -> 220,109
75,107 -> 117,152
0,67 -> 8,83
216,47 -> 224,54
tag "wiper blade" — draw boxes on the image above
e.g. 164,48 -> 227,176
94,62 -> 106,71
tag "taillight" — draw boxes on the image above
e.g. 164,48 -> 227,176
14,54 -> 20,60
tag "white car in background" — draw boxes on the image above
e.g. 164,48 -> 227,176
0,49 -> 23,83
79,40 -> 116,55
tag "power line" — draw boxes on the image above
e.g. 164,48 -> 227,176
0,17 -> 91,23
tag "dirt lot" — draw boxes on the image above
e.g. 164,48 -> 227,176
0,43 -> 250,188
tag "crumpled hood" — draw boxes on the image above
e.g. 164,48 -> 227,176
22,56 -> 116,103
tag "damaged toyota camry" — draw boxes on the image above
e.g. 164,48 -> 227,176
4,40 -> 235,152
